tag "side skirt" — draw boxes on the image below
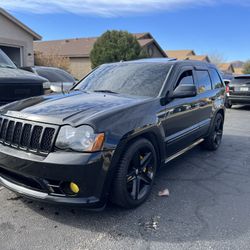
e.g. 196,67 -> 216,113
164,138 -> 204,164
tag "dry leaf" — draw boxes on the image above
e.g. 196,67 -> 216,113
158,188 -> 170,197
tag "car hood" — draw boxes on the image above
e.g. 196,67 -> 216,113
0,68 -> 46,83
1,91 -> 149,126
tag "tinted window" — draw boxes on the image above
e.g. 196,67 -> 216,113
196,70 -> 212,93
231,77 -> 250,85
36,68 -> 75,83
75,63 -> 172,97
176,70 -> 194,88
210,69 -> 224,89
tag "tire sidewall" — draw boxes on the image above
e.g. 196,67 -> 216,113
118,139 -> 157,208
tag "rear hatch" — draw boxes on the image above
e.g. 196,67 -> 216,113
229,76 -> 250,97
0,68 -> 45,105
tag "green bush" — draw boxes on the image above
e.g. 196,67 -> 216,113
90,30 -> 146,68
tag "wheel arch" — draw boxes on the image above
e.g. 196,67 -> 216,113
103,127 -> 166,199
207,108 -> 225,136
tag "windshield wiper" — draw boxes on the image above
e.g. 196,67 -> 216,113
93,90 -> 118,94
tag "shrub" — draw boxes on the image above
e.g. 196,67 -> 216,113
90,30 -> 145,68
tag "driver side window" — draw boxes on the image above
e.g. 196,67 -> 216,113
175,70 -> 194,89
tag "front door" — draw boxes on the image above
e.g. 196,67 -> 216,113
163,67 -> 202,157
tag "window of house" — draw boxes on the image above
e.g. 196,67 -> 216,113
210,68 -> 224,89
196,70 -> 212,93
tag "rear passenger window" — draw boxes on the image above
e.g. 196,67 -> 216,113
196,70 -> 212,93
175,70 -> 194,89
210,69 -> 224,89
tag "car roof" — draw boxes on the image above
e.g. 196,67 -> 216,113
121,58 -> 217,69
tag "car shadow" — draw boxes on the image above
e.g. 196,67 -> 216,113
230,105 -> 250,111
13,133 -> 250,243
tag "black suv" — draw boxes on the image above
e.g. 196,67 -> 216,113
0,49 -> 47,106
226,75 -> 250,108
0,59 -> 225,209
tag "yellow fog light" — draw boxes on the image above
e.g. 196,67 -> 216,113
70,182 -> 80,194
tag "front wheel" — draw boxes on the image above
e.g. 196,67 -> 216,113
111,138 -> 157,209
202,113 -> 224,151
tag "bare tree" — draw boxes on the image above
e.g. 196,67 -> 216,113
34,51 -> 71,73
208,52 -> 227,66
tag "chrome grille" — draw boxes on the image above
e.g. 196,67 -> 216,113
0,116 -> 58,155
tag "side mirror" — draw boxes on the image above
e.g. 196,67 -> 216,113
172,85 -> 197,99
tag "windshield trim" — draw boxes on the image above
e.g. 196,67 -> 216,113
158,64 -> 174,97
73,62 -> 173,98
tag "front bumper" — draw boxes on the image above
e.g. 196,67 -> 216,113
0,144 -> 114,208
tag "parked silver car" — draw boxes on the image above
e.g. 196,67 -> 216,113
22,66 -> 77,93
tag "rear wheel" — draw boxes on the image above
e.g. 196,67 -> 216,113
111,138 -> 157,208
225,101 -> 232,109
202,113 -> 224,151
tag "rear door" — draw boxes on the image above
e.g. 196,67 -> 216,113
192,68 -> 214,136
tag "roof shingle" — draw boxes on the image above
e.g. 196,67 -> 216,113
34,33 -> 166,58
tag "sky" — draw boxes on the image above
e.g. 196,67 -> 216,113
1,0 -> 250,62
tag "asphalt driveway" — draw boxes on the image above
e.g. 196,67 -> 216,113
0,106 -> 250,250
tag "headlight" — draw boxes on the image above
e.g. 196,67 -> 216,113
55,125 -> 105,152
43,81 -> 51,89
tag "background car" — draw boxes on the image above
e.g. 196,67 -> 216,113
22,66 -> 77,93
0,49 -> 47,106
226,75 -> 250,108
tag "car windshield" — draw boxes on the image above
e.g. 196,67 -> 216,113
0,49 -> 16,69
75,62 -> 172,97
36,68 -> 75,83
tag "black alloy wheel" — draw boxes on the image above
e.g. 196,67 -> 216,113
126,148 -> 155,201
202,113 -> 224,151
111,138 -> 157,208
213,116 -> 223,148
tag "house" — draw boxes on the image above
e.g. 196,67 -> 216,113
165,50 -> 210,62
218,63 -> 235,74
234,67 -> 244,75
0,8 -> 41,67
186,55 -> 210,63
166,50 -> 195,59
34,33 -> 167,79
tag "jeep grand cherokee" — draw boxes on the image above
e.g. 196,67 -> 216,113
0,59 -> 226,209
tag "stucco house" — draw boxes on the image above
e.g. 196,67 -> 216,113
165,50 -> 210,62
166,50 -> 195,60
0,8 -> 41,67
218,63 -> 235,74
234,67 -> 244,75
34,33 -> 167,79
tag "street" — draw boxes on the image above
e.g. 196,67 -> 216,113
0,106 -> 250,250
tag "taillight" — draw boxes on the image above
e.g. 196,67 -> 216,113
226,85 -> 230,93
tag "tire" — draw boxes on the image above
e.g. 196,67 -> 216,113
111,138 -> 157,209
225,102 -> 232,109
202,113 -> 224,151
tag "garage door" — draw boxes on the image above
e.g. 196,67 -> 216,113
0,45 -> 22,67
